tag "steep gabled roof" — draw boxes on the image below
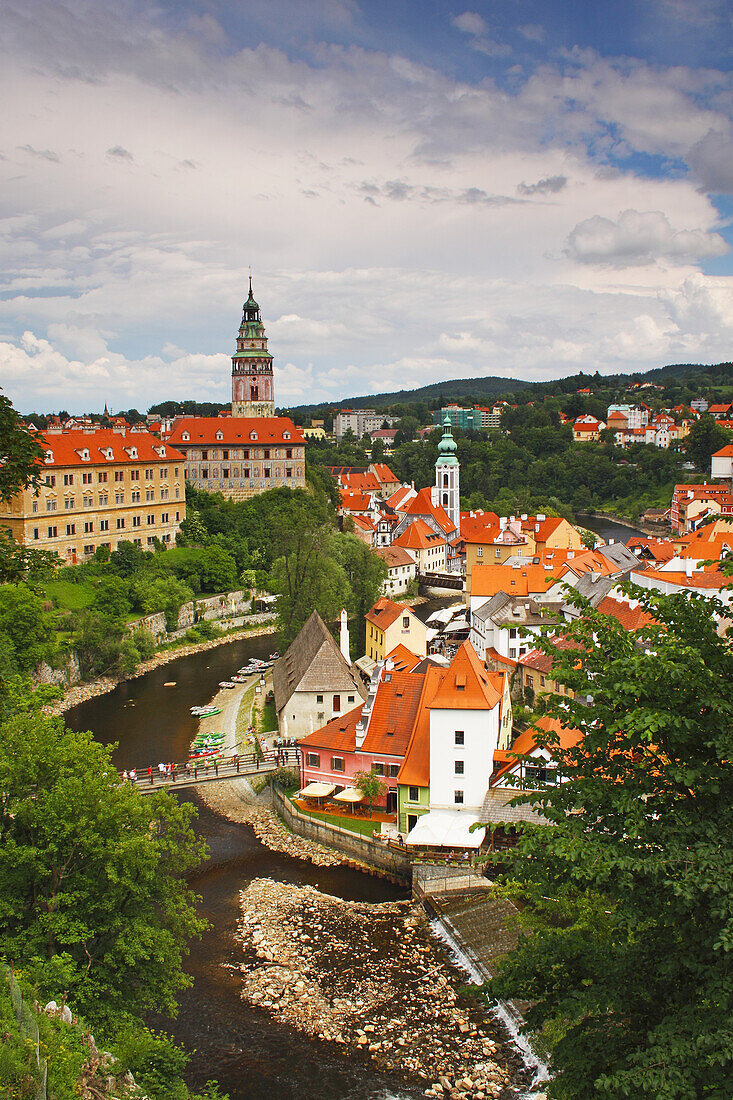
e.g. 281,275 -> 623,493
429,641 -> 503,710
491,715 -> 582,784
377,545 -> 416,569
370,463 -> 399,483
403,487 -> 456,534
397,665 -> 447,787
393,518 -> 443,550
272,611 -> 365,712
167,416 -> 303,446
365,596 -> 415,630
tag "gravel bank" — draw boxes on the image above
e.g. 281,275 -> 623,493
237,879 -> 530,1100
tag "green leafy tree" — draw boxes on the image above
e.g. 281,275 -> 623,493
0,533 -> 57,590
0,583 -> 55,673
684,413 -> 732,471
331,533 -> 387,654
0,392 -> 44,502
0,700 -> 207,1021
484,584 -> 733,1098
70,609 -> 126,678
130,574 -> 193,631
92,575 -> 132,622
354,767 -> 386,817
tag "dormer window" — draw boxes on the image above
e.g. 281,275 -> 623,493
182,432 -> 190,442
77,448 -> 90,461
105,448 -> 114,460
283,431 -> 290,440
44,450 -> 54,464
249,431 -> 258,441
216,431 -> 224,440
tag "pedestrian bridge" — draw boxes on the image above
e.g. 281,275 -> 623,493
124,748 -> 301,795
419,571 -> 465,591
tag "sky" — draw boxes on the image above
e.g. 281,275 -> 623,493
0,0 -> 732,414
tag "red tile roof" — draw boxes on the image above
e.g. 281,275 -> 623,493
491,715 -> 582,783
298,670 -> 425,757
370,463 -> 399,483
365,596 -> 414,630
38,429 -> 184,468
471,563 -> 558,598
393,518 -> 443,550
167,416 -> 303,446
377,545 -> 416,568
429,641 -> 503,711
597,596 -> 656,631
397,665 -> 446,787
403,487 -> 456,534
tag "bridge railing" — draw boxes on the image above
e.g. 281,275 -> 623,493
121,747 -> 301,790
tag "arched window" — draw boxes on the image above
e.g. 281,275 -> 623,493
442,493 -> 448,506
443,473 -> 449,487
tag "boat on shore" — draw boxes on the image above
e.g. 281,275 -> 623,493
219,681 -> 236,689
191,705 -> 222,717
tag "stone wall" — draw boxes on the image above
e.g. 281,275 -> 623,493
272,787 -> 412,882
131,589 -> 252,642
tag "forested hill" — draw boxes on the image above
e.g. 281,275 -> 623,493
291,360 -> 731,412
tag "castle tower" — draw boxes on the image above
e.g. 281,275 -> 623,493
231,278 -> 275,417
435,415 -> 460,531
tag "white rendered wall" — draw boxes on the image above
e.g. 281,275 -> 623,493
429,705 -> 501,812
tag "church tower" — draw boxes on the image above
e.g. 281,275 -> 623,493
231,278 -> 275,418
434,416 -> 460,531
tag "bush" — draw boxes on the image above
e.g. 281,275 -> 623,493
131,626 -> 156,660
195,620 -> 222,640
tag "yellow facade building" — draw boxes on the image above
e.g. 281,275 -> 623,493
0,429 -> 186,563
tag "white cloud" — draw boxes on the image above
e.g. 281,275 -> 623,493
0,0 -> 729,411
518,24 -> 545,42
451,12 -> 488,36
565,209 -> 728,266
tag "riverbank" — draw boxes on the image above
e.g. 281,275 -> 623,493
46,623 -> 277,717
237,879 -> 530,1100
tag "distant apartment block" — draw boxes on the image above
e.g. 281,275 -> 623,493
0,428 -> 186,563
334,409 -> 396,441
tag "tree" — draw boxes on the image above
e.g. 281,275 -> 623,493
130,574 -> 193,631
484,584 -> 733,1098
331,533 -> 387,654
0,698 -> 207,1021
0,583 -> 55,673
684,413 -> 732,471
0,392 -> 44,502
0,533 -> 57,590
354,768 -> 386,817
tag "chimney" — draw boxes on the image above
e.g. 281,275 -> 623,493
339,608 -> 350,662
685,557 -> 693,578
537,513 -> 546,522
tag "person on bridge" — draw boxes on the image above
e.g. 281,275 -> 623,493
186,762 -> 191,778
158,762 -> 166,777
130,769 -> 137,783
170,764 -> 177,782
147,766 -> 153,784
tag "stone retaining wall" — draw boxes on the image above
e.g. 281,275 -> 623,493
272,786 -> 412,882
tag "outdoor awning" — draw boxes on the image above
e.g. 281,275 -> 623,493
299,783 -> 336,798
405,810 -> 486,849
442,621 -> 470,634
333,787 -> 366,804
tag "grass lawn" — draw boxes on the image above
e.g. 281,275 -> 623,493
258,697 -> 277,734
287,796 -> 379,837
45,578 -> 95,611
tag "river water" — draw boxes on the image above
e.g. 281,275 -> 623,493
64,602 -> 463,1100
575,514 -> 646,544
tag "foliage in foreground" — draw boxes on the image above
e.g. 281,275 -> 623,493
0,692 -> 207,1022
484,584 -> 733,1099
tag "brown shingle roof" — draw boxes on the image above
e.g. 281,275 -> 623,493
272,611 -> 366,712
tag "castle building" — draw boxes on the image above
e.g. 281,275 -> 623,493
0,428 -> 186,563
231,278 -> 275,418
434,416 -> 460,531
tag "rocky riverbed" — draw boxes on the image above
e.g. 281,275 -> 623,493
237,879 -> 531,1100
198,778 -> 348,867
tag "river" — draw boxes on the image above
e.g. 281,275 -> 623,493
575,514 -> 646,544
64,602 -> 464,1100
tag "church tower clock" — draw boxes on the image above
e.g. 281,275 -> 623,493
231,278 -> 275,418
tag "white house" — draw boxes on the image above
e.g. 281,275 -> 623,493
377,544 -> 418,596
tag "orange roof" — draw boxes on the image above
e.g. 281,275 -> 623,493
340,470 -> 381,494
298,705 -> 363,753
627,537 -> 676,563
393,518 -> 443,550
519,636 -> 582,674
351,514 -> 376,532
365,596 -> 414,630
386,486 -> 415,511
404,487 -> 456,534
713,445 -> 733,457
471,563 -> 558,598
38,429 -> 184,468
634,568 -> 726,590
429,641 -> 504,711
340,489 -> 372,511
385,643 -> 422,672
370,463 -> 399,484
397,665 -> 446,787
460,511 -> 501,541
597,596 -> 656,631
559,550 -> 617,578
377,545 -> 416,568
167,416 -> 303,447
491,715 -> 582,783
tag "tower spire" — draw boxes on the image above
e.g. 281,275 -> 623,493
231,281 -> 274,418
